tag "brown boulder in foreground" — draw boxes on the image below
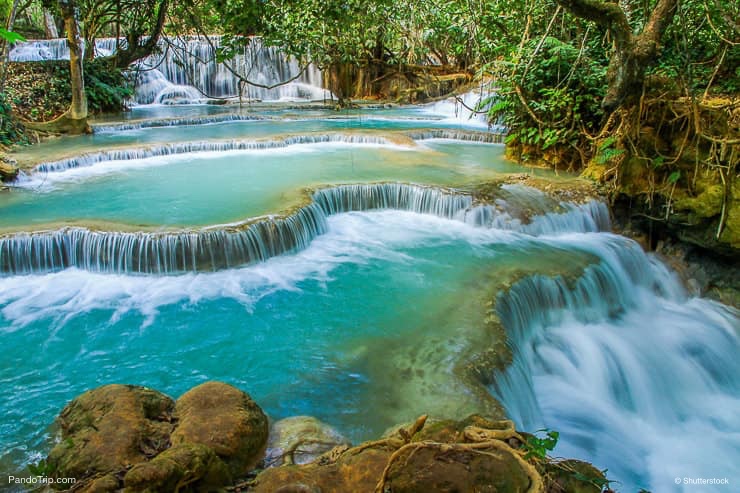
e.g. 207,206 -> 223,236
47,384 -> 175,484
171,381 -> 269,478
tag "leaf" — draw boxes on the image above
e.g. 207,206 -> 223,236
0,28 -> 26,44
668,170 -> 681,184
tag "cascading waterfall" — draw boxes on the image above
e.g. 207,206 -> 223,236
491,234 -> 740,492
91,114 -> 270,133
0,183 -> 608,275
8,38 -> 119,61
18,130 -> 509,178
134,36 -> 328,104
406,129 -> 505,143
423,86 -> 504,131
8,36 -> 329,104
26,134 -> 399,175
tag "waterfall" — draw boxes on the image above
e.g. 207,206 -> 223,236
422,86 -> 503,130
134,36 -> 328,104
313,183 -> 473,218
8,36 -> 329,104
8,38 -> 118,61
406,129 -> 505,143
21,130 -> 511,178
464,200 -> 610,234
0,184 -> 607,275
491,233 -> 740,492
91,114 -> 270,133
26,135 -> 399,175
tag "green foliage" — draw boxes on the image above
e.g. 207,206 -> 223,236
596,136 -> 625,165
488,30 -> 607,165
0,27 -> 26,43
0,93 -> 26,146
84,61 -> 134,113
28,458 -> 56,476
522,428 -> 559,460
570,467 -> 614,490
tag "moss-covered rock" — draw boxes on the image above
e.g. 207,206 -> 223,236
172,381 -> 269,477
123,443 -> 230,492
674,184 -> 724,219
251,447 -> 392,493
386,445 -> 531,492
46,384 -> 175,488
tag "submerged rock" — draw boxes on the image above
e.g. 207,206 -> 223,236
265,416 -> 350,467
46,384 -> 175,487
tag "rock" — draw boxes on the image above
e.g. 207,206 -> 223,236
265,416 -> 350,467
82,474 -> 120,493
251,447 -> 391,493
253,415 -> 545,493
171,381 -> 268,477
0,159 -> 19,182
123,443 -> 230,492
386,445 -> 531,492
46,384 -> 175,488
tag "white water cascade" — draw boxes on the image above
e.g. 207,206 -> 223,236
492,234 -> 740,492
8,36 -> 330,105
0,183 -> 608,275
423,85 -> 503,130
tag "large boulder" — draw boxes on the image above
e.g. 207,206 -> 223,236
47,384 -> 175,486
385,446 -> 531,492
171,381 -> 269,478
265,416 -> 350,467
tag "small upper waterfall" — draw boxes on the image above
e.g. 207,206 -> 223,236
0,183 -> 608,275
8,36 -> 330,104
491,233 -> 740,492
134,36 -> 328,104
8,38 -> 118,61
422,86 -> 503,130
25,134 -> 398,175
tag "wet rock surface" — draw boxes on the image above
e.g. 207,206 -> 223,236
44,386 -> 604,493
265,416 -> 350,467
47,384 -> 175,484
45,381 -> 267,492
172,381 -> 268,477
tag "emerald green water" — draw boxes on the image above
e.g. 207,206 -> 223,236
1,142 -> 525,229
0,211 -> 552,474
2,105 -> 737,493
0,107 -> 536,477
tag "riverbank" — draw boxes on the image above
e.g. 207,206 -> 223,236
25,381 -> 605,493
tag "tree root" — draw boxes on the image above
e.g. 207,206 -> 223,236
371,417 -> 544,493
22,109 -> 90,135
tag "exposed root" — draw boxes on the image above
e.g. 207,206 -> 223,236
372,418 -> 544,493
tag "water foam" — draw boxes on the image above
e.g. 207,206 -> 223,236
0,184 -> 608,275
492,232 -> 740,492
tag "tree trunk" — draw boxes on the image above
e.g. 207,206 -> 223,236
25,0 -> 90,133
0,0 -> 22,92
59,0 -> 87,121
43,9 -> 59,38
555,0 -> 678,112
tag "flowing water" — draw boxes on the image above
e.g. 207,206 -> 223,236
1,76 -> 738,491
